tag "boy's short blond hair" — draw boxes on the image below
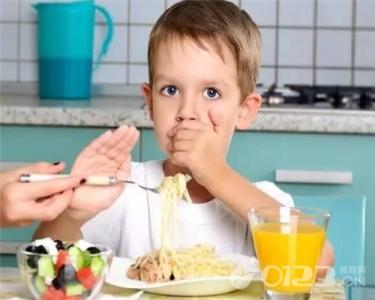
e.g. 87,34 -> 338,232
148,0 -> 261,99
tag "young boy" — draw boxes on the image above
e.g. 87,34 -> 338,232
35,0 -> 333,267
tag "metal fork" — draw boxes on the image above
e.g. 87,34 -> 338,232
20,174 -> 192,194
19,174 -> 159,193
117,179 -> 158,193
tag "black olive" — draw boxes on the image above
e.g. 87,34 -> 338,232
51,277 -> 64,290
26,255 -> 40,269
86,247 -> 100,254
54,240 -> 64,250
34,245 -> 48,254
25,245 -> 36,253
58,264 -> 76,283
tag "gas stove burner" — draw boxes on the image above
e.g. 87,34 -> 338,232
262,83 -> 285,106
260,84 -> 375,110
358,92 -> 373,110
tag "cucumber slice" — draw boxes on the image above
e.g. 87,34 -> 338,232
90,256 -> 105,277
82,250 -> 92,267
37,256 -> 55,278
65,282 -> 86,296
68,246 -> 84,270
33,275 -> 47,294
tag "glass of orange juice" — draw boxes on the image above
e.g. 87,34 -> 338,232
248,207 -> 330,300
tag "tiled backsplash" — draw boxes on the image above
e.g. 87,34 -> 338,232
1,0 -> 374,86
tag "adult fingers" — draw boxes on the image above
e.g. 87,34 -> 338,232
9,176 -> 84,200
1,162 -> 66,184
23,161 -> 66,175
11,190 -> 73,223
36,190 -> 74,222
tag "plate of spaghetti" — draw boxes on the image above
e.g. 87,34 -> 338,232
106,250 -> 259,296
105,173 -> 259,296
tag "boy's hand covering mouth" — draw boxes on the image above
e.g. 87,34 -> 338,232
167,111 -> 228,187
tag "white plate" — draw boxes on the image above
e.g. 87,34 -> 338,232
105,254 -> 260,296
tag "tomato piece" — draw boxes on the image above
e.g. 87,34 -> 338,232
76,267 -> 96,289
40,286 -> 65,300
56,250 -> 70,272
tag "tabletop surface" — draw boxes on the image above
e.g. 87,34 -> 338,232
0,268 -> 346,300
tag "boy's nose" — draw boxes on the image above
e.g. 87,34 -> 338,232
176,115 -> 196,122
175,100 -> 198,122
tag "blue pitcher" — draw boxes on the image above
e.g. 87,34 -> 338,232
33,0 -> 113,99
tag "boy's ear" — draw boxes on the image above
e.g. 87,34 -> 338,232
236,92 -> 262,130
142,83 -> 153,121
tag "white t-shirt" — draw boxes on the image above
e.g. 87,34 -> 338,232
82,160 -> 293,258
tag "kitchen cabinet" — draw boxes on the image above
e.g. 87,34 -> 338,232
1,125 -> 374,285
0,125 -> 141,169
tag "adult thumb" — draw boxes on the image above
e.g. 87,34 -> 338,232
24,161 -> 66,175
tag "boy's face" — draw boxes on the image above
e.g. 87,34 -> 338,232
143,37 -> 260,159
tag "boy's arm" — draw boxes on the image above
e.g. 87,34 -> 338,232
33,126 -> 139,241
204,165 -> 335,273
204,164 -> 281,221
169,115 -> 335,271
204,164 -> 335,274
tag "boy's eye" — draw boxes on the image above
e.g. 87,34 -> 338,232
161,85 -> 179,96
203,87 -> 220,100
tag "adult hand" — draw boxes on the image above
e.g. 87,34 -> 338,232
0,162 -> 83,227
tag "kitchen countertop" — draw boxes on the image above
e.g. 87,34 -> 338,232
1,92 -> 375,134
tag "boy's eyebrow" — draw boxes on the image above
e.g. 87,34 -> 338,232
200,79 -> 231,88
154,74 -> 175,83
154,74 -> 231,87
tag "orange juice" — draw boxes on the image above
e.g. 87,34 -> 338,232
252,223 -> 326,294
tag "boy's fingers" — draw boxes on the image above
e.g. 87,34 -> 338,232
14,176 -> 84,199
208,110 -> 224,134
173,140 -> 192,151
173,129 -> 195,141
171,120 -> 207,134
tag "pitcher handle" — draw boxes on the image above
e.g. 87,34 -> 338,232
93,5 -> 114,70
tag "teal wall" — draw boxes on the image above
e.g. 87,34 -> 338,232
1,125 -> 374,284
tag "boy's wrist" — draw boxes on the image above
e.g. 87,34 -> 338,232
203,162 -> 232,190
